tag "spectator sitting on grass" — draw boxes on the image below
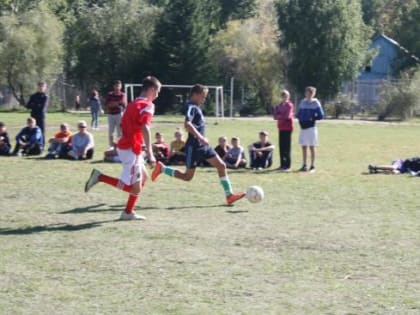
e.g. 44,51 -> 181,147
67,120 -> 95,160
0,122 -> 11,156
224,137 -> 246,169
152,132 -> 169,163
12,117 -> 43,156
214,136 -> 230,159
169,129 -> 186,165
45,123 -> 72,159
248,131 -> 275,170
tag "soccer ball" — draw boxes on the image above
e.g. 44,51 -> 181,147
246,186 -> 264,203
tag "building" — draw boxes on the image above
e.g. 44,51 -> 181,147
345,34 -> 419,107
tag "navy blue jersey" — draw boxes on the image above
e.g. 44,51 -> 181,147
26,92 -> 49,118
185,102 -> 205,147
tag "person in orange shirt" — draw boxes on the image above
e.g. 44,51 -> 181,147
45,123 -> 72,159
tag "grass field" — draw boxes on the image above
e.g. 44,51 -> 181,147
0,112 -> 419,315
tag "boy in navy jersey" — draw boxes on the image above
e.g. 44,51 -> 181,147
152,84 -> 245,205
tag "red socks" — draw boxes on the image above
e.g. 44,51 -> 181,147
125,193 -> 138,213
98,174 -> 132,193
98,174 -> 143,214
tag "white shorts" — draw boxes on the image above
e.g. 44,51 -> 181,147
299,127 -> 318,146
117,149 -> 144,185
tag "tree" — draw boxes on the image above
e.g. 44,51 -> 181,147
148,0 -> 216,85
65,0 -> 161,89
395,0 -> 420,64
212,0 -> 283,113
0,2 -> 64,105
278,0 -> 371,99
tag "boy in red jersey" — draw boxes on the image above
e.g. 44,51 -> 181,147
84,76 -> 161,220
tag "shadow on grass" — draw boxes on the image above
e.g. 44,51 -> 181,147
0,220 -> 116,235
226,210 -> 249,214
165,204 -> 228,211
60,203 -> 159,214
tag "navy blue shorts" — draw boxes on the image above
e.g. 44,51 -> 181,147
185,144 -> 217,169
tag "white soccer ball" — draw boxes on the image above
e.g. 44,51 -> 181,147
246,185 -> 264,203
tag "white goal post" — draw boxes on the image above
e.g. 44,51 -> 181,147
124,84 -> 226,117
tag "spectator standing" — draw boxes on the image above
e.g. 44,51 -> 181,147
67,121 -> 95,160
248,131 -> 275,170
0,122 -> 11,156
88,89 -> 102,130
273,90 -> 294,172
12,117 -> 43,156
104,80 -> 126,148
26,81 -> 48,143
296,86 -> 324,173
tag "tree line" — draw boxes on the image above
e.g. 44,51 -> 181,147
0,0 -> 419,114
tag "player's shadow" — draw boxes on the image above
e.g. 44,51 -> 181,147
0,220 -> 116,235
164,204 -> 228,211
59,203 -> 159,214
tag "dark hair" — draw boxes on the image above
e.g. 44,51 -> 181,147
155,132 -> 162,137
190,84 -> 208,96
142,76 -> 161,91
113,80 -> 122,86
0,122 -> 4,128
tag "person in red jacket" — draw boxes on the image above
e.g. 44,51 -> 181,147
273,90 -> 294,172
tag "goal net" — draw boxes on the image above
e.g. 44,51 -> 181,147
124,84 -> 225,117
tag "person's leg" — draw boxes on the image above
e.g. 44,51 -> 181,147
86,148 -> 94,159
116,114 -> 122,139
278,130 -> 283,168
91,111 -> 95,128
249,150 -> 257,168
279,131 -> 287,169
107,114 -> 115,147
12,142 -> 21,155
302,146 -> 308,166
284,131 -> 292,169
152,145 -> 197,181
310,146 -> 316,168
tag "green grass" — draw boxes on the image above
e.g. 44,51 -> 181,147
0,112 -> 419,315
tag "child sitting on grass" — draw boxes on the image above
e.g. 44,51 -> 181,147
224,137 -> 246,169
0,122 -> 11,156
45,123 -> 72,159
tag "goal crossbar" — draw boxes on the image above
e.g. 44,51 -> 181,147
124,83 -> 225,117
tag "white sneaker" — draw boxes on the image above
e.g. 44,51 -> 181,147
119,211 -> 146,221
84,169 -> 102,192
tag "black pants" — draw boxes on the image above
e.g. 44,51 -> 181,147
279,130 -> 292,169
33,116 -> 45,144
250,151 -> 273,169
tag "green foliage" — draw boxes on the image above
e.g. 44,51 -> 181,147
212,1 -> 283,114
278,0 -> 371,99
65,0 -> 161,90
0,2 -> 64,105
394,1 -> 420,68
377,69 -> 420,121
324,93 -> 355,119
149,0 -> 216,85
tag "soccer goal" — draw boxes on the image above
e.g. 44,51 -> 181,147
124,84 -> 226,117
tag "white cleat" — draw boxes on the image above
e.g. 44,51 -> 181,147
119,211 -> 147,221
85,169 -> 102,192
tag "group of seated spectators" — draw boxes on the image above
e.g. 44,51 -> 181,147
140,129 -> 275,170
0,118 -> 95,160
2,119 -> 275,170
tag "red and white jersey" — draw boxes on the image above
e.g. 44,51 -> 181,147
117,97 -> 154,155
